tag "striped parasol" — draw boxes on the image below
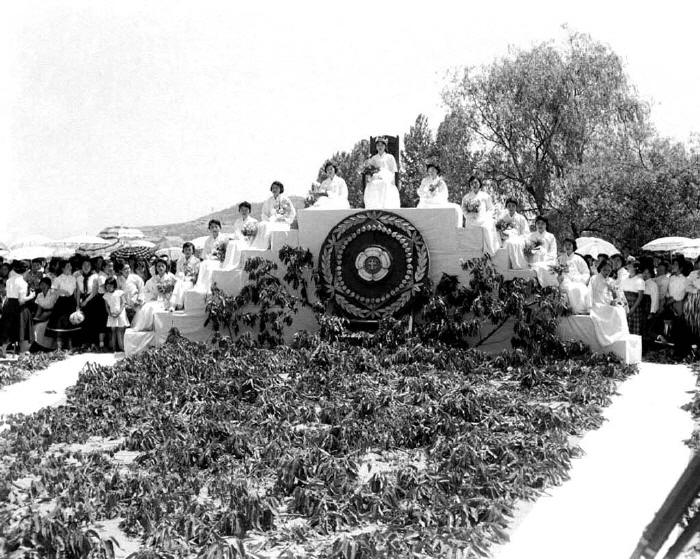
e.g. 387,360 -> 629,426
111,239 -> 156,259
98,226 -> 145,241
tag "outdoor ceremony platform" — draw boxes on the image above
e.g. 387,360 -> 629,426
123,208 -> 641,363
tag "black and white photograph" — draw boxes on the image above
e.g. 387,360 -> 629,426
1,1 -> 699,557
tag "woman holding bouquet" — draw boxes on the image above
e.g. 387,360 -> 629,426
194,219 -> 228,293
528,216 -> 558,287
130,259 -> 177,331
417,163 -> 463,227
172,242 -> 200,309
557,239 -> 591,314
45,259 -> 81,349
223,202 -> 260,270
252,181 -> 297,250
309,163 -> 350,210
589,259 -> 629,346
498,198 -> 530,269
461,176 -> 500,255
363,137 -> 400,209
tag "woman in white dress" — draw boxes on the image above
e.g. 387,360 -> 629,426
223,202 -> 260,269
461,176 -> 500,255
558,239 -> 591,314
363,137 -> 400,209
528,216 -> 558,287
172,242 -> 201,309
193,219 -> 228,293
589,259 -> 629,346
130,259 -> 178,331
416,163 -> 463,227
251,181 -> 297,250
498,198 -> 530,269
310,163 -> 350,210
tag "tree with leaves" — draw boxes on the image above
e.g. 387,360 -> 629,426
316,139 -> 370,209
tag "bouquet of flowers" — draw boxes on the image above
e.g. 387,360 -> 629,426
305,182 -> 328,207
213,239 -> 228,263
549,262 -> 569,276
463,199 -> 480,213
523,238 -> 544,257
157,276 -> 176,296
241,222 -> 259,239
495,217 -> 513,233
361,163 -> 380,178
69,310 -> 85,326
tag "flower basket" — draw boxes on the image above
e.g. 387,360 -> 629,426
69,310 -> 85,325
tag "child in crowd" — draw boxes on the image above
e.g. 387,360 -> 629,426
103,277 -> 128,352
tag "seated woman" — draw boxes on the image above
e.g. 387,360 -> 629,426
45,259 -> 81,350
251,181 -> 297,250
33,277 -> 57,350
0,261 -> 36,356
619,260 -> 646,336
223,202 -> 260,270
557,238 -> 591,314
416,163 -> 463,227
310,163 -> 350,210
130,259 -> 177,331
528,215 -> 558,287
461,176 -> 500,255
172,242 -> 200,309
193,219 -> 228,293
363,137 -> 401,209
589,259 -> 629,346
497,198 -> 530,269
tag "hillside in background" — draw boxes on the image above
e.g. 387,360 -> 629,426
138,196 -> 306,241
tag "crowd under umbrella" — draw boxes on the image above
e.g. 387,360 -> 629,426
98,226 -> 145,241
575,237 -> 618,258
641,237 -> 691,252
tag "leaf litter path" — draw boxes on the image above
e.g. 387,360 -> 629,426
493,362 -> 696,559
0,353 -> 117,429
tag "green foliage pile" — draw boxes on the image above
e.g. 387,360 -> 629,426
0,351 -> 67,391
0,329 -> 636,558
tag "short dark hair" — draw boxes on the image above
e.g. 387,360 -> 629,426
468,175 -> 482,188
534,215 -> 548,228
597,259 -> 611,273
101,259 -> 114,270
182,242 -> 195,251
271,181 -> 284,193
31,257 -> 44,264
657,260 -> 670,272
628,261 -> 641,275
563,238 -> 578,251
426,163 -> 441,175
155,258 -> 169,271
12,260 -> 28,274
238,201 -> 252,212
104,277 -> 118,289
610,253 -> 624,263
208,219 -> 222,229
324,162 -> 338,173
505,198 -> 518,208
597,253 -> 609,260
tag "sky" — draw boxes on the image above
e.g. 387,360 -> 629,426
1,0 -> 698,243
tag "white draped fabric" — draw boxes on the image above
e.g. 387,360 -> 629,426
223,216 -> 260,270
417,177 -> 463,227
131,272 -> 177,331
310,176 -> 350,210
560,252 -> 591,314
528,231 -> 558,287
589,273 -> 630,346
461,190 -> 500,254
499,211 -> 530,269
194,234 -> 228,293
363,153 -> 400,209
252,195 -> 297,251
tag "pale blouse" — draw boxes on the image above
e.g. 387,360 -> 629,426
417,177 -> 449,204
53,274 -> 77,297
644,279 -> 659,313
619,275 -> 645,293
118,273 -> 145,307
319,176 -> 349,200
528,231 -> 557,263
203,234 -> 228,260
654,274 -> 670,302
368,152 -> 397,175
176,255 -> 201,278
261,195 -> 296,224
36,291 -> 58,310
76,272 -> 99,297
668,274 -> 687,301
590,274 -> 617,306
143,272 -> 177,302
561,252 -> 591,284
499,212 -> 530,236
461,190 -> 494,219
5,271 -> 31,302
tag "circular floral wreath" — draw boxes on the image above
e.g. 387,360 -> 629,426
317,211 -> 430,319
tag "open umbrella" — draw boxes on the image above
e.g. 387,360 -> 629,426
52,235 -> 113,250
111,239 -> 156,260
10,234 -> 54,249
6,246 -> 55,261
98,226 -> 145,241
641,237 -> 691,252
680,238 -> 700,259
575,237 -> 618,258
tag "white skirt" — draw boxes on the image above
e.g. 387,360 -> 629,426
194,259 -> 222,293
250,221 -> 291,251
311,196 -> 351,210
364,176 -> 401,209
130,300 -> 166,331
562,279 -> 590,314
589,303 -> 629,346
503,233 -> 528,270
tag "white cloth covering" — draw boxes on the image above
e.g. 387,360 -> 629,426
311,176 -> 350,209
223,216 -> 260,270
363,152 -> 400,209
588,273 -> 629,346
417,177 -> 462,227
528,231 -> 558,287
130,272 -> 177,331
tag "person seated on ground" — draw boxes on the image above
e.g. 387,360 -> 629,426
683,256 -> 700,339
619,260 -> 646,336
194,219 -> 229,293
116,261 -> 145,323
172,242 -> 200,309
0,261 -> 36,357
310,162 -> 350,210
77,257 -> 106,350
130,259 -> 177,331
251,182 -> 297,250
557,238 -> 591,314
588,259 -> 629,346
223,202 -> 260,270
497,198 -> 530,270
528,215 -> 558,287
461,176 -> 500,254
363,137 -> 401,209
45,259 -> 81,350
415,163 -> 463,227
33,277 -> 57,350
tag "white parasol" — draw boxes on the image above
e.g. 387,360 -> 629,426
641,237 -> 691,252
575,237 -> 618,258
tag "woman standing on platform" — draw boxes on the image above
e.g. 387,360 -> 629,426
194,219 -> 228,293
558,239 -> 591,314
416,163 -> 463,227
0,261 -> 35,357
528,216 -> 558,287
498,198 -> 530,269
45,259 -> 81,350
252,181 -> 297,250
588,260 -> 629,346
620,261 -> 646,336
363,137 -> 401,209
310,163 -> 350,210
223,202 -> 260,270
461,176 -> 500,254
